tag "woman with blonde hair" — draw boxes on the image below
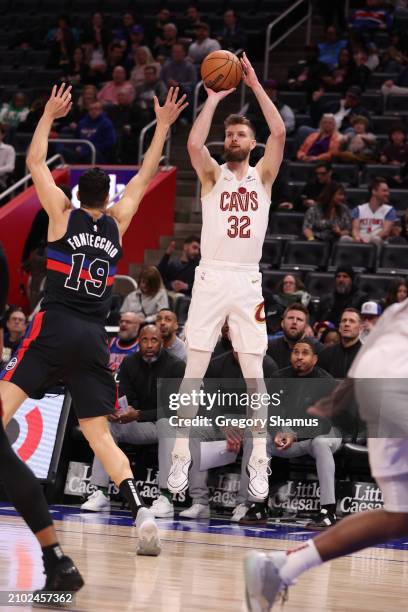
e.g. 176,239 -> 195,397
297,114 -> 340,162
120,266 -> 169,322
130,46 -> 161,88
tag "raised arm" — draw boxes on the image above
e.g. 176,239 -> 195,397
240,53 -> 286,190
26,84 -> 73,222
187,86 -> 235,194
110,87 -> 188,236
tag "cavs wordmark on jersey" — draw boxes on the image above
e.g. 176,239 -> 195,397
200,164 -> 270,264
42,208 -> 122,322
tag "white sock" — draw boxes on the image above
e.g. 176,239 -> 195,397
172,433 -> 190,455
251,434 -> 267,457
278,540 -> 322,585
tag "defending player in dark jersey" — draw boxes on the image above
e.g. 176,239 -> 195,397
0,84 -> 188,569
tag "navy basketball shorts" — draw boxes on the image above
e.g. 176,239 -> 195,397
0,309 -> 116,419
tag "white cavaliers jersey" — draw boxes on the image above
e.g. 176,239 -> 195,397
200,164 -> 271,264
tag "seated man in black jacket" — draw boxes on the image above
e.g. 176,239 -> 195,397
240,339 -> 341,527
317,266 -> 367,326
81,324 -> 185,517
318,308 -> 362,378
158,235 -> 200,296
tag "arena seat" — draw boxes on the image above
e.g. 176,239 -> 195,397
377,244 -> 408,274
281,240 -> 330,271
261,238 -> 284,268
357,273 -> 394,300
305,271 -> 335,298
113,275 -> 138,298
329,243 -> 376,273
174,295 -> 191,328
268,212 -> 304,239
363,163 -> 407,183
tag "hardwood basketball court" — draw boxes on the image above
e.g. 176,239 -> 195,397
0,505 -> 407,611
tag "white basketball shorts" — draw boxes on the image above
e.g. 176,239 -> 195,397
184,260 -> 267,355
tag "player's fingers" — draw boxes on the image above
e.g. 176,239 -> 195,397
176,93 -> 187,107
153,95 -> 159,110
62,84 -> 72,100
57,82 -> 66,97
166,87 -> 173,104
51,84 -> 57,98
172,86 -> 180,103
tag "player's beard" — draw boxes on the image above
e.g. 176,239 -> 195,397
223,145 -> 251,162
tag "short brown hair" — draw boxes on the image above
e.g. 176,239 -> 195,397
139,266 -> 163,296
283,302 -> 309,322
224,114 -> 256,137
341,307 -> 361,321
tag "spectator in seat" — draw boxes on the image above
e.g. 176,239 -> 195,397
63,46 -> 91,86
114,11 -> 140,54
318,26 -> 348,69
182,5 -> 203,40
121,266 -> 169,323
150,8 -> 172,49
267,303 -> 323,369
81,324 -> 185,515
320,327 -> 341,346
311,86 -> 371,132
341,177 -> 397,247
98,66 -> 135,107
82,12 -> 112,68
160,43 -> 197,106
134,64 -> 168,120
158,236 -> 201,296
318,307 -> 363,376
72,101 -> 117,163
264,275 -> 311,334
303,182 -> 352,243
130,47 -> 161,89
327,47 -> 371,93
0,93 -> 29,133
381,31 -> 408,73
156,308 -> 186,362
108,311 -> 143,375
154,23 -> 179,60
286,44 -> 332,94
384,276 -> 408,308
46,14 -> 76,71
240,339 -> 340,527
297,161 -> 334,210
349,0 -> 393,34
296,114 -> 340,162
380,126 -> 408,165
188,22 -> 221,66
360,300 -> 382,343
178,344 -> 278,521
336,115 -> 377,163
2,308 -> 27,367
0,126 -> 15,193
216,9 -> 247,52
381,65 -> 408,96
317,268 -> 367,326
388,217 -> 408,244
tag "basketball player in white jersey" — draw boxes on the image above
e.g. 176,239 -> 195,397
167,53 -> 286,498
244,298 -> 408,610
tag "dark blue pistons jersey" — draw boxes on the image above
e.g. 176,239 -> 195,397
42,208 -> 122,322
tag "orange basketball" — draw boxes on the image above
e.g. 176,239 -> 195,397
200,50 -> 243,92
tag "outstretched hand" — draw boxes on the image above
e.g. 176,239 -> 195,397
154,87 -> 189,128
44,83 -> 73,120
204,84 -> 236,101
240,52 -> 259,89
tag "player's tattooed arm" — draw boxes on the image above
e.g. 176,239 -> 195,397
111,87 -> 188,236
26,84 -> 73,220
240,53 -> 286,189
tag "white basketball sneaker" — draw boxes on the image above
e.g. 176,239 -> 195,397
246,455 -> 271,500
150,495 -> 174,518
167,448 -> 191,494
80,490 -> 110,512
179,503 -> 210,519
135,507 -> 162,556
244,551 -> 289,611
